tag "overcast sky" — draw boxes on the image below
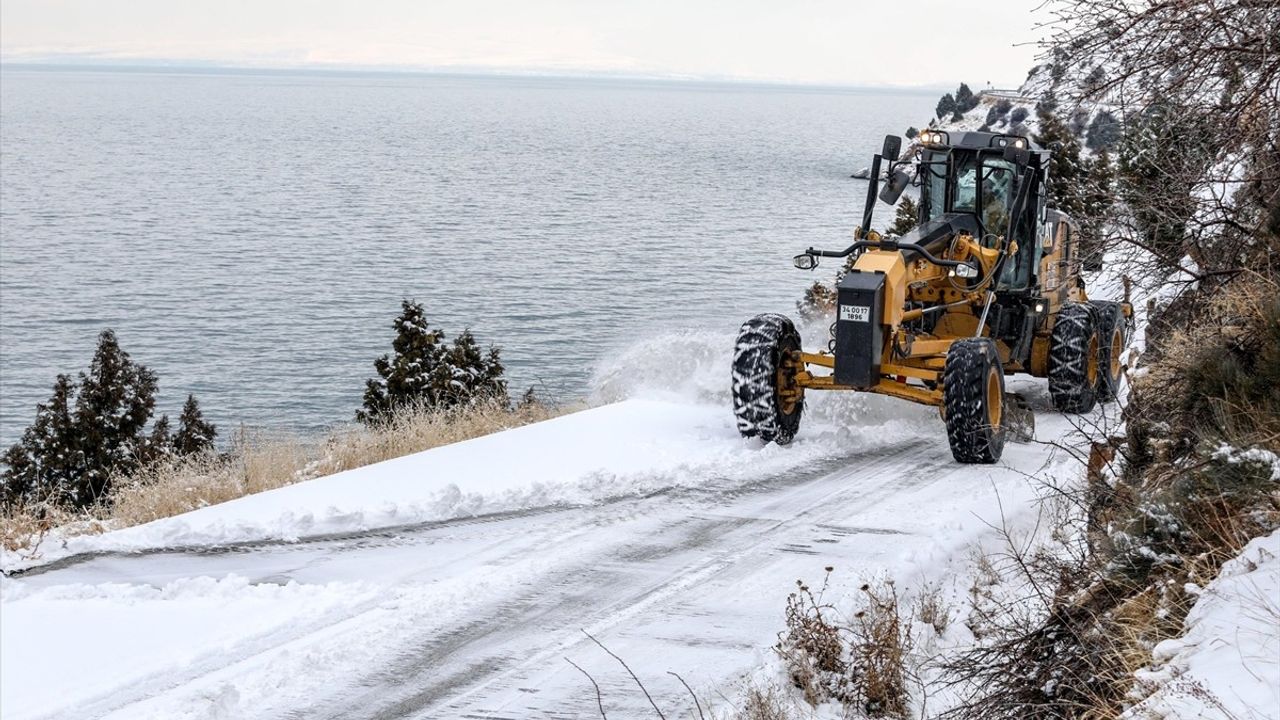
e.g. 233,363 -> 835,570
0,0 -> 1042,87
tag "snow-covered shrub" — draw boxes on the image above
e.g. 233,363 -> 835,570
848,581 -> 912,718
984,103 -> 1006,127
775,574 -> 847,705
774,572 -> 913,718
357,299 -> 508,424
734,685 -> 794,720
915,583 -> 951,636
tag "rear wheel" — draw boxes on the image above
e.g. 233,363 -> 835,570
943,338 -> 1006,464
1090,300 -> 1127,401
732,314 -> 803,445
1049,303 -> 1099,413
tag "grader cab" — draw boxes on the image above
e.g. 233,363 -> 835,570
731,130 -> 1131,463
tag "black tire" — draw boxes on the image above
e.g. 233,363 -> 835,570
1090,300 -> 1127,401
1049,303 -> 1100,413
943,338 -> 1006,464
732,313 -> 803,445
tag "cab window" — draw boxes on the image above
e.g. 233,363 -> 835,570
920,151 -> 948,221
981,158 -> 1015,239
951,153 -> 978,212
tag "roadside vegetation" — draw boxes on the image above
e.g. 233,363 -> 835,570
2,299 -> 564,556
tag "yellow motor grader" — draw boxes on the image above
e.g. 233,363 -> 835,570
732,131 -> 1131,463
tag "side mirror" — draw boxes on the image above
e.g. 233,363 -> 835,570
793,253 -> 818,270
882,135 -> 902,162
879,169 -> 910,205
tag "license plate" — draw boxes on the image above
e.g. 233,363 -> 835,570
839,305 -> 871,323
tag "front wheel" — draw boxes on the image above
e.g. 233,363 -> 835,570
732,314 -> 803,445
943,338 -> 1006,464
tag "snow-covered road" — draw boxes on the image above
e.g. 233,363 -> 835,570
3,387 -> 1079,720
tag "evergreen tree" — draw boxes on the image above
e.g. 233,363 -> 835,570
952,83 -> 979,119
1117,101 -> 1217,270
0,331 -> 172,508
1,374 -> 78,507
888,196 -> 919,236
358,301 -> 509,424
1033,109 -> 1088,219
1036,91 -> 1060,117
1086,110 -> 1120,151
1034,109 -> 1120,270
140,414 -> 173,466
71,330 -> 158,505
935,93 -> 956,120
1079,150 -> 1117,269
441,329 -> 508,407
172,395 -> 217,455
358,300 -> 446,424
1069,108 -> 1090,136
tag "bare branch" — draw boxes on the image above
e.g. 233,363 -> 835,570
582,629 -> 667,719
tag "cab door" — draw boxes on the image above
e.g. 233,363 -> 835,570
1038,219 -> 1072,311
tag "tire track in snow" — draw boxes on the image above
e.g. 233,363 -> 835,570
297,443 -> 946,720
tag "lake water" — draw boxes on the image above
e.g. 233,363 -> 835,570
0,67 -> 935,445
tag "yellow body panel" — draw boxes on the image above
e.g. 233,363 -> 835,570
850,250 -> 908,326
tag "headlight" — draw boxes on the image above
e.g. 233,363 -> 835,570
953,262 -> 980,279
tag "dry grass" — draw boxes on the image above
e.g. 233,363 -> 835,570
774,571 -> 914,718
312,399 -> 563,478
736,685 -> 796,720
849,581 -> 912,719
3,399 -> 574,554
775,571 -> 848,706
915,583 -> 952,637
1,500 -> 106,553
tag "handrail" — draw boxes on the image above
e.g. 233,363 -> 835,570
802,239 -> 964,268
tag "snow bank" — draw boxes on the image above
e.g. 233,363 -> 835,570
1127,529 -> 1280,719
4,397 -> 934,571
